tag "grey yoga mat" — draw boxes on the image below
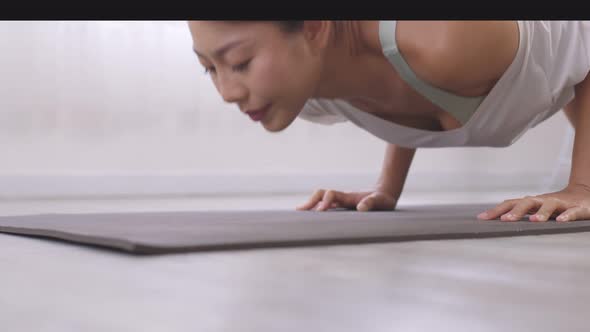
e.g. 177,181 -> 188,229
0,203 -> 589,254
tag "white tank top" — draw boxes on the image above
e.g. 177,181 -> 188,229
298,21 -> 590,148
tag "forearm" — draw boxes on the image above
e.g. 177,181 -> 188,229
375,143 -> 416,198
568,74 -> 590,187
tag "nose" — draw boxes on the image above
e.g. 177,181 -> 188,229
217,75 -> 248,104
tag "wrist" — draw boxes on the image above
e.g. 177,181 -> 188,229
567,181 -> 590,192
375,181 -> 400,197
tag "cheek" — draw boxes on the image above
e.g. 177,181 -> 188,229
255,54 -> 315,102
249,58 -> 283,97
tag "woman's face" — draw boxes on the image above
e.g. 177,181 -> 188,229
188,21 -> 323,132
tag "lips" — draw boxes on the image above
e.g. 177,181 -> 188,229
246,104 -> 271,122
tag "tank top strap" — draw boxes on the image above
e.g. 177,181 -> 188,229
378,20 -> 485,125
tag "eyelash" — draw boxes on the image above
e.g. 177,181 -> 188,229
233,60 -> 251,72
204,60 -> 251,75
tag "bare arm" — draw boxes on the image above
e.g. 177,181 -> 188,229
374,114 -> 443,204
375,143 -> 416,204
566,73 -> 590,188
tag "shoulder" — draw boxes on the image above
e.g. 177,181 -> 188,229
395,21 -> 520,93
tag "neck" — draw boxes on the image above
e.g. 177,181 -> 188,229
311,21 -> 398,106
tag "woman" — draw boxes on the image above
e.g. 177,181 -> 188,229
188,20 -> 590,222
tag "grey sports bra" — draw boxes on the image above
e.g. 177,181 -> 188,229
379,21 -> 486,125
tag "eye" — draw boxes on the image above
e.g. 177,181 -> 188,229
204,66 -> 216,75
232,59 -> 251,73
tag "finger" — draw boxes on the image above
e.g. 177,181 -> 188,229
503,196 -> 541,221
477,199 -> 518,220
295,189 -> 325,210
356,195 -> 375,212
330,202 -> 342,209
357,192 -> 395,212
557,206 -> 590,222
529,200 -> 560,222
316,190 -> 344,211
323,190 -> 362,211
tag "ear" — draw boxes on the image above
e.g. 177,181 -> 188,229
301,20 -> 332,55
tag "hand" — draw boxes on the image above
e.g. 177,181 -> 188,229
296,189 -> 398,212
477,183 -> 590,222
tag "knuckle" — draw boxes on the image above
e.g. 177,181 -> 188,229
323,190 -> 339,203
522,196 -> 538,204
314,189 -> 325,195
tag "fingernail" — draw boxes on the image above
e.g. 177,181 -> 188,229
501,214 -> 514,221
478,212 -> 488,219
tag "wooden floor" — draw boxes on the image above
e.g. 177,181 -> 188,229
1,193 -> 588,332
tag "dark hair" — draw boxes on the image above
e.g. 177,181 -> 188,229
276,21 -> 304,33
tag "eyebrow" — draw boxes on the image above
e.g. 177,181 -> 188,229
193,40 -> 247,61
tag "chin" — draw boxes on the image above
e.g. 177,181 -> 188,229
261,114 -> 294,133
262,121 -> 288,133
